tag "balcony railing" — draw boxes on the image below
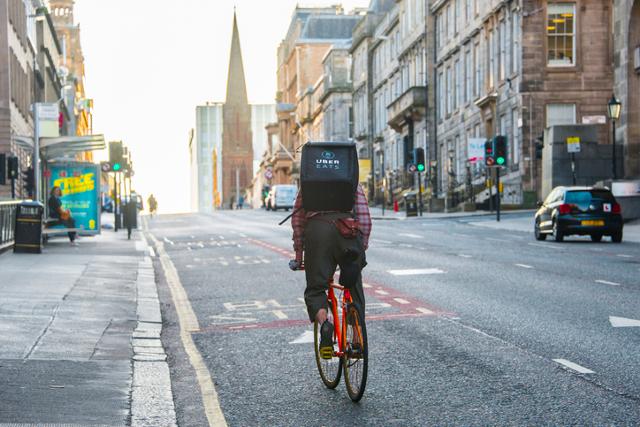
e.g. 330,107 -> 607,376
0,201 -> 20,252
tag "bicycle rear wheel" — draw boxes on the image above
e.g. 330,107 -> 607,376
343,303 -> 368,402
314,317 -> 342,389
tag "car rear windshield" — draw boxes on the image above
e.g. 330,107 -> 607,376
277,186 -> 297,196
565,190 -> 615,206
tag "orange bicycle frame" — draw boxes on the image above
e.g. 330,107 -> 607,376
327,280 -> 353,357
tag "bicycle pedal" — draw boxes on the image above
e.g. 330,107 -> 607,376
319,346 -> 333,359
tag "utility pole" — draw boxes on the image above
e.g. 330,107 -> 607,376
113,173 -> 119,231
235,167 -> 240,209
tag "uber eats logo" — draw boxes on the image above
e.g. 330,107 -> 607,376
316,150 -> 341,170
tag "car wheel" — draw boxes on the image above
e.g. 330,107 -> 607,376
534,220 -> 546,241
611,230 -> 623,243
590,233 -> 602,243
553,221 -> 564,242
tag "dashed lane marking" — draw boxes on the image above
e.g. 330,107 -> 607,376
515,264 -> 534,269
595,279 -> 621,286
362,283 -> 372,289
388,268 -> 445,276
485,237 -> 508,242
371,239 -> 392,244
616,254 -> 633,258
553,359 -> 595,374
458,254 -> 473,258
528,242 -> 562,250
416,307 -> 434,314
272,310 -> 288,320
452,233 -> 471,238
609,316 -> 640,327
394,298 -> 410,305
375,289 -> 389,295
147,230 -> 227,427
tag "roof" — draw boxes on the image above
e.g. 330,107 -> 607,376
300,15 -> 361,40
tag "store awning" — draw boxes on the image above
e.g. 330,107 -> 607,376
41,134 -> 106,159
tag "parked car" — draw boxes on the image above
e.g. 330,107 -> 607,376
266,185 -> 297,211
534,186 -> 623,242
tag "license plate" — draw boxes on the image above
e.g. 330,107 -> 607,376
581,220 -> 604,226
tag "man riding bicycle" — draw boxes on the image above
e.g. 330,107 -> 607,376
290,183 -> 371,358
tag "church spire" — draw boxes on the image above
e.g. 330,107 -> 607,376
225,11 -> 249,105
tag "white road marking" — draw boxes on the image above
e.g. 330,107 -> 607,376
289,330 -> 315,344
146,229 -> 227,426
375,289 -> 389,295
458,254 -> 472,258
148,247 -> 156,257
553,359 -> 595,374
452,233 -> 471,238
609,316 -> 640,327
393,298 -> 410,305
595,279 -> 621,286
416,307 -> 434,314
515,264 -> 534,269
399,233 -> 423,239
362,283 -> 372,289
163,237 -> 174,245
272,310 -> 288,320
616,254 -> 633,258
399,243 -> 414,248
371,239 -> 392,244
528,242 -> 562,250
388,268 -> 445,276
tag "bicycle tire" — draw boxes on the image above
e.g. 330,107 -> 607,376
343,303 -> 368,402
314,318 -> 342,389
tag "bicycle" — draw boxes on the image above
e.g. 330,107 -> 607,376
291,262 -> 368,402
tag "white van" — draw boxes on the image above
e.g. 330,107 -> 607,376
266,185 -> 298,211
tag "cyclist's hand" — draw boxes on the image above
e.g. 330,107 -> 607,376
288,259 -> 300,271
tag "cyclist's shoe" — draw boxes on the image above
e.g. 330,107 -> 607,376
319,320 -> 334,359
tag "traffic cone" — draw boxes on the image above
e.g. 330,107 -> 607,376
393,199 -> 399,212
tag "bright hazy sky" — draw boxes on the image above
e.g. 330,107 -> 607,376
74,0 -> 370,213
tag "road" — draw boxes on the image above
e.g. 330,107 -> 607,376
144,210 -> 640,426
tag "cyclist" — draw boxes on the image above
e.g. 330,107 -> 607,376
290,184 -> 371,358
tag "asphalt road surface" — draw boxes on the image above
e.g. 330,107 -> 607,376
144,210 -> 640,426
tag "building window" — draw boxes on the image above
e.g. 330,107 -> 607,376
438,71 -> 444,120
446,66 -> 452,115
547,4 -> 575,67
465,0 -> 472,23
488,29 -> 495,89
473,42 -> 480,97
499,19 -> 506,81
454,59 -> 461,110
464,50 -> 471,104
454,0 -> 460,35
512,11 -> 520,74
512,108 -> 519,165
546,103 -> 576,127
446,5 -> 453,40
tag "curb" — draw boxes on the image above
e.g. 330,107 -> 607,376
130,236 -> 177,427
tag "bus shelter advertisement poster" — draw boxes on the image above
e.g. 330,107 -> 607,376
47,163 -> 101,234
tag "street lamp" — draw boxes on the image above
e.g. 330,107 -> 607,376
607,94 -> 622,180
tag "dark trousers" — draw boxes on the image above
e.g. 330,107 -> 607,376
303,213 -> 366,323
51,217 -> 76,242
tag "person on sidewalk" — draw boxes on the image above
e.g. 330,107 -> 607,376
48,186 -> 78,246
123,199 -> 137,240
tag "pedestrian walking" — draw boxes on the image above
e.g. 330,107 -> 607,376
148,194 -> 158,216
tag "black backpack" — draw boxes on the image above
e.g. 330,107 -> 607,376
300,142 -> 359,212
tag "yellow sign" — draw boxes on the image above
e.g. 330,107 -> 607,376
567,137 -> 580,144
358,159 -> 371,183
53,173 -> 95,196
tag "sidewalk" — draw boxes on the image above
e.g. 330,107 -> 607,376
0,216 -> 176,426
369,205 -> 535,220
467,215 -> 640,243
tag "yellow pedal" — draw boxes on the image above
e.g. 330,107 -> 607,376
319,347 -> 333,359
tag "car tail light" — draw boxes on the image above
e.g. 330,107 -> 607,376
612,203 -> 621,214
558,204 -> 572,215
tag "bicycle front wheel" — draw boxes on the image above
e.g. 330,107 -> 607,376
343,303 -> 368,402
314,318 -> 342,389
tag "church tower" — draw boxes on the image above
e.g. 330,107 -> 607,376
221,11 -> 253,205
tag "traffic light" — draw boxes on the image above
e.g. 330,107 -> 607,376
494,136 -> 508,166
413,148 -> 425,172
109,141 -> 124,172
7,156 -> 18,180
0,154 -> 5,185
23,167 -> 34,198
484,140 -> 495,166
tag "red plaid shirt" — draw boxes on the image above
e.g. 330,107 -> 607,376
292,184 -> 372,256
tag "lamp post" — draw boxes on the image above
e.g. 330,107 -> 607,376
607,94 -> 622,180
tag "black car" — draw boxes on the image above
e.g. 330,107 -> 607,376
534,186 -> 623,243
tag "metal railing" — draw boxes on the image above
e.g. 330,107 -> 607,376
0,201 -> 20,252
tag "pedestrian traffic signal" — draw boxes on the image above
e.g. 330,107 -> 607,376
7,156 -> 18,179
413,148 -> 425,172
484,140 -> 495,166
23,167 -> 34,198
494,136 -> 508,166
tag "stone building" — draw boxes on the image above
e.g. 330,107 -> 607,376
431,0 -> 616,207
49,0 -> 93,150
274,6 -> 361,185
614,0 -> 640,179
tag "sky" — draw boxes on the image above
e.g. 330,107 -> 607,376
74,0 -> 370,213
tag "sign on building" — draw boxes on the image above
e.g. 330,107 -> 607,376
467,138 -> 486,163
566,136 -> 581,153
